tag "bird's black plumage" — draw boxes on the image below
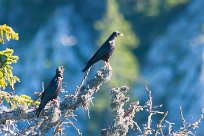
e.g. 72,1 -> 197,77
82,31 -> 123,72
36,66 -> 64,117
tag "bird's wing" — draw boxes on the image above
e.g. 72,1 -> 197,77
40,78 -> 56,101
41,88 -> 51,102
51,77 -> 62,99
88,42 -> 111,63
46,77 -> 62,99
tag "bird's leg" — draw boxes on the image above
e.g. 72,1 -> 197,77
47,99 -> 58,106
52,97 -> 60,105
51,98 -> 60,109
104,61 -> 107,66
104,60 -> 110,67
52,99 -> 60,103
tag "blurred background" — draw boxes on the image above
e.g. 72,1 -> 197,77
1,0 -> 204,135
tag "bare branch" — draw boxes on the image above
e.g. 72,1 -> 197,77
180,106 -> 186,129
165,120 -> 174,135
75,66 -> 92,96
144,83 -> 153,135
155,111 -> 168,136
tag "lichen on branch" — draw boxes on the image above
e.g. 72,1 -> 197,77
101,86 -> 143,136
101,84 -> 204,136
0,65 -> 112,135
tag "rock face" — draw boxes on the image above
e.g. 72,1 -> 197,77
141,0 -> 204,133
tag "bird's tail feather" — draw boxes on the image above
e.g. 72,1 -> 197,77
82,62 -> 92,72
36,104 -> 43,117
36,102 -> 46,117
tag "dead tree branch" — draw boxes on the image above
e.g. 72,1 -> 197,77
0,65 -> 112,135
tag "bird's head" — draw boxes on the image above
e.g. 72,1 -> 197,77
112,31 -> 124,38
56,66 -> 64,78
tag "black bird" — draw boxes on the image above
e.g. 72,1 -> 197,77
82,31 -> 123,72
36,66 -> 64,117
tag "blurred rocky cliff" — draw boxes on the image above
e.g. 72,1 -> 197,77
138,0 -> 204,134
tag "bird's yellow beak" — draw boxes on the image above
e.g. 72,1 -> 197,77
120,33 -> 124,36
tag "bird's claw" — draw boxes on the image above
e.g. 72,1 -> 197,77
105,61 -> 110,67
52,98 -> 60,104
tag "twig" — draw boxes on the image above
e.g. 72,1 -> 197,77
67,119 -> 82,136
75,66 -> 92,96
165,120 -> 174,135
19,119 -> 44,135
180,106 -> 186,129
52,110 -> 74,136
33,82 -> 44,103
133,121 -> 142,134
144,83 -> 153,135
81,67 -> 92,88
155,111 -> 168,136
187,108 -> 204,130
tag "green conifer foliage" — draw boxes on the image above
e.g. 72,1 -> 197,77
0,24 -> 20,90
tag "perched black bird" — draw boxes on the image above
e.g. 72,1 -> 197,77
82,31 -> 123,72
36,66 -> 64,117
